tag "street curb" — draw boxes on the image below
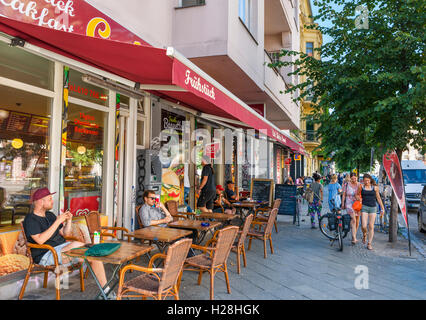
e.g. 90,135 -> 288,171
400,228 -> 426,258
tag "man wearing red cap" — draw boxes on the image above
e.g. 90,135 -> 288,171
22,188 -> 108,293
213,185 -> 236,215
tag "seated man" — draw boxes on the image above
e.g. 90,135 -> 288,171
213,185 -> 236,215
138,190 -> 173,227
23,188 -> 109,293
225,181 -> 239,202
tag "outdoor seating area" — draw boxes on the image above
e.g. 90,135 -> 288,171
16,190 -> 283,300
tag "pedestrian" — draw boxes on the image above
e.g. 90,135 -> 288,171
328,174 -> 342,211
296,176 -> 304,186
308,173 -> 323,228
357,173 -> 385,250
183,163 -> 193,213
341,172 -> 361,244
284,176 -> 294,185
196,155 -> 216,213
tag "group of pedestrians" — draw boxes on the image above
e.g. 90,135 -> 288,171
307,172 -> 385,250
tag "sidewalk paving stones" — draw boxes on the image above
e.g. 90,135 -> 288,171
9,187 -> 425,300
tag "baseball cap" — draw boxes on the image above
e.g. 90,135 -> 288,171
216,185 -> 224,191
226,180 -> 234,185
32,187 -> 56,202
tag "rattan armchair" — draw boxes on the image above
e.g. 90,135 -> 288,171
18,223 -> 84,300
84,211 -> 129,243
253,199 -> 281,233
247,208 -> 278,259
205,214 -> 253,274
180,226 -> 239,300
117,238 -> 192,300
165,200 -> 188,221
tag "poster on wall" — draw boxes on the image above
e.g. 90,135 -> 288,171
160,109 -> 186,204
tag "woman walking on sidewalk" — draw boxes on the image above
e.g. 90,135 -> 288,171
308,174 -> 323,229
357,174 -> 385,250
328,174 -> 342,211
342,172 -> 361,244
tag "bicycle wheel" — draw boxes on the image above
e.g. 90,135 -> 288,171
337,225 -> 343,251
319,214 -> 337,240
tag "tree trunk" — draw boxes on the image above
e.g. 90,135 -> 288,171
388,148 -> 403,243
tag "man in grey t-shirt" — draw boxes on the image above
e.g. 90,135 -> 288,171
139,190 -> 173,227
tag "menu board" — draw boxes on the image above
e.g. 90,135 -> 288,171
250,179 -> 274,205
6,111 -> 31,132
275,184 -> 297,216
28,116 -> 49,135
0,109 -> 50,136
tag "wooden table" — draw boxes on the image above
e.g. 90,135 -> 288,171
231,202 -> 265,225
125,226 -> 192,253
168,220 -> 221,244
196,213 -> 237,226
64,241 -> 153,300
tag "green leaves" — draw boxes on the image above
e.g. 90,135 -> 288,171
269,0 -> 425,171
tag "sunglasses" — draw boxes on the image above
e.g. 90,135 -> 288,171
147,197 -> 156,200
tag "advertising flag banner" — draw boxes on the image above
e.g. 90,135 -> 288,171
382,150 -> 408,227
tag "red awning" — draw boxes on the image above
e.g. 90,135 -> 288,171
0,16 -> 305,153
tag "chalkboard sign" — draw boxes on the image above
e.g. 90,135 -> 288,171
250,179 -> 274,205
275,184 -> 297,216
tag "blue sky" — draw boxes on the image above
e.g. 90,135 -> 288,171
310,1 -> 340,45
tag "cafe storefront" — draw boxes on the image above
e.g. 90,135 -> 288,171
0,12 -> 305,286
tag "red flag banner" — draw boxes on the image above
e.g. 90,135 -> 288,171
382,151 -> 408,227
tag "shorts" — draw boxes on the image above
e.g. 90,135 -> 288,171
38,242 -> 79,266
197,190 -> 216,210
361,205 -> 377,214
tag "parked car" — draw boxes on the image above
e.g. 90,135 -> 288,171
402,160 -> 426,210
418,185 -> 426,233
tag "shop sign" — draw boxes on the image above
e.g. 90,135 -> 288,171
294,154 -> 301,161
205,142 -> 220,158
69,83 -> 107,101
285,157 -> 291,165
276,150 -> 281,183
0,0 -> 149,44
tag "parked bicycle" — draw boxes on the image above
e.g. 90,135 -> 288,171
319,199 -> 351,251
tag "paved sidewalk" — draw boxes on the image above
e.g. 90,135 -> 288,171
14,189 -> 426,300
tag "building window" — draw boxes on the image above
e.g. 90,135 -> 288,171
178,0 -> 205,8
239,0 -> 251,28
64,103 -> 107,216
0,85 -> 52,227
306,42 -> 314,56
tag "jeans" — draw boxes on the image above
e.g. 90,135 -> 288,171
184,187 -> 193,213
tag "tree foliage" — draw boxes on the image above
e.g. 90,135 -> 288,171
272,0 -> 426,171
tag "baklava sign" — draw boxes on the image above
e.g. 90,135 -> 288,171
0,0 -> 148,44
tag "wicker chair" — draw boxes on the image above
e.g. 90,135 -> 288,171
165,200 -> 194,220
84,211 -> 129,243
247,208 -> 278,259
205,214 -> 253,274
253,199 -> 282,233
18,222 -> 84,300
180,225 -> 239,300
116,238 -> 192,300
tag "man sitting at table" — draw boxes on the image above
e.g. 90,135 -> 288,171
139,190 -> 173,227
225,181 -> 240,201
213,185 -> 236,215
22,188 -> 109,294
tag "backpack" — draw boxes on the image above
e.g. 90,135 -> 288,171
304,187 -> 314,204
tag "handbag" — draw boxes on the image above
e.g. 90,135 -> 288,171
84,242 -> 122,257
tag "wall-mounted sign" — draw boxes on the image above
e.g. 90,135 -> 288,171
294,154 -> 301,161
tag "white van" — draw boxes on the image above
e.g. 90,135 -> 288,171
402,160 -> 426,210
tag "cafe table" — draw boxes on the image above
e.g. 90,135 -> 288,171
168,220 -> 221,245
125,226 -> 192,253
63,240 -> 153,300
231,201 -> 266,225
195,213 -> 237,226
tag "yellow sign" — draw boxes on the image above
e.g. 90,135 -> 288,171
294,154 -> 301,161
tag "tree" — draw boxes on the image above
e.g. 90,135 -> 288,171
271,0 -> 426,242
